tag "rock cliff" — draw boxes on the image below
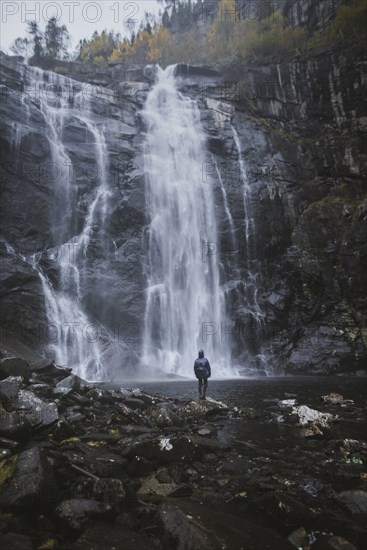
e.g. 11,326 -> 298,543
0,38 -> 366,376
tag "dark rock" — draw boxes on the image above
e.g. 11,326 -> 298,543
123,435 -> 203,464
127,456 -> 157,476
63,444 -> 128,478
0,376 -> 23,403
168,484 -> 193,498
0,358 -> 30,380
54,374 -> 82,395
55,498 -> 113,531
287,526 -> 308,548
31,362 -> 73,384
156,468 -> 173,484
0,533 -> 34,550
323,536 -> 357,549
72,522 -> 152,550
159,500 -> 294,550
254,490 -> 317,528
149,403 -> 184,428
336,490 -> 367,515
219,457 -> 251,475
143,64 -> 158,83
0,411 -> 31,439
323,393 -> 344,404
13,390 -> 59,428
0,447 -> 58,512
71,477 -> 126,510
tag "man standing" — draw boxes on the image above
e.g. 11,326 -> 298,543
194,349 -> 211,400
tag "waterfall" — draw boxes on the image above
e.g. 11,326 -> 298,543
142,66 -> 235,378
232,126 -> 270,372
19,67 -> 115,379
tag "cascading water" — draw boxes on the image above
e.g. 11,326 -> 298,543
142,66 -> 235,378
232,126 -> 270,372
18,66 -> 115,379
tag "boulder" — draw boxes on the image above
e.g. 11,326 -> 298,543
336,490 -> 367,515
13,389 -> 59,428
0,376 -> 23,403
72,522 -> 152,550
0,447 -> 58,512
0,357 -> 30,380
322,393 -> 344,404
124,435 -> 203,464
55,498 -> 113,531
0,533 -> 34,550
71,478 -> 126,510
0,411 -> 31,439
54,374 -> 82,395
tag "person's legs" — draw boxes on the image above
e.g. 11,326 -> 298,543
202,379 -> 208,399
198,378 -> 203,398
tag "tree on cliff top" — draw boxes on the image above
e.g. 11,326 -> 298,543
11,18 -> 70,63
44,17 -> 70,60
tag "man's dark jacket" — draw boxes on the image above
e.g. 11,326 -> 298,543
194,357 -> 211,380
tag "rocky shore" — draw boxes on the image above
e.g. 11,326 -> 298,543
1,355 -> 366,549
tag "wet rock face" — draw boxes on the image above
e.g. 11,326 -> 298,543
1,44 -> 366,374
179,43 -> 366,373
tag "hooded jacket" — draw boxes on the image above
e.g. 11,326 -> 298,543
194,350 -> 211,379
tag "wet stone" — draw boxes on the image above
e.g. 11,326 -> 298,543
0,411 -> 31,439
0,376 -> 23,403
72,522 -> 152,550
323,393 -> 344,404
55,498 -> 113,531
336,490 -> 367,515
13,390 -> 59,428
0,447 -> 57,512
0,532 -> 34,550
0,357 -> 30,380
287,526 -> 308,547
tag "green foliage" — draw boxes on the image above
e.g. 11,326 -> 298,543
307,0 -> 367,49
77,30 -> 120,65
0,455 -> 17,489
207,1 -> 308,63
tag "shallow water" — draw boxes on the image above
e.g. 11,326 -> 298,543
125,376 -> 366,408
125,376 -> 367,443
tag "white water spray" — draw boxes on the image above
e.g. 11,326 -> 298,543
142,66 -> 235,377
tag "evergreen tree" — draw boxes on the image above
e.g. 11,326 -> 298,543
44,17 -> 70,59
27,21 -> 44,63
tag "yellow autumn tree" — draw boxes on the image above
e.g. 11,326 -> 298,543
147,27 -> 176,66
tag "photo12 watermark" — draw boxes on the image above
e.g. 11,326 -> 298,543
1,2 -> 141,25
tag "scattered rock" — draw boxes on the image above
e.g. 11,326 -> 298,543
324,535 -> 358,549
123,435 -> 202,464
0,532 -> 34,550
197,428 -> 212,437
0,357 -> 30,380
336,490 -> 367,515
278,399 -> 297,409
287,526 -> 308,547
0,411 -> 31,439
13,389 -> 59,428
0,447 -> 57,512
54,374 -> 82,395
323,393 -> 344,404
55,498 -> 113,531
137,473 -> 176,501
0,376 -> 23,403
72,522 -> 152,550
